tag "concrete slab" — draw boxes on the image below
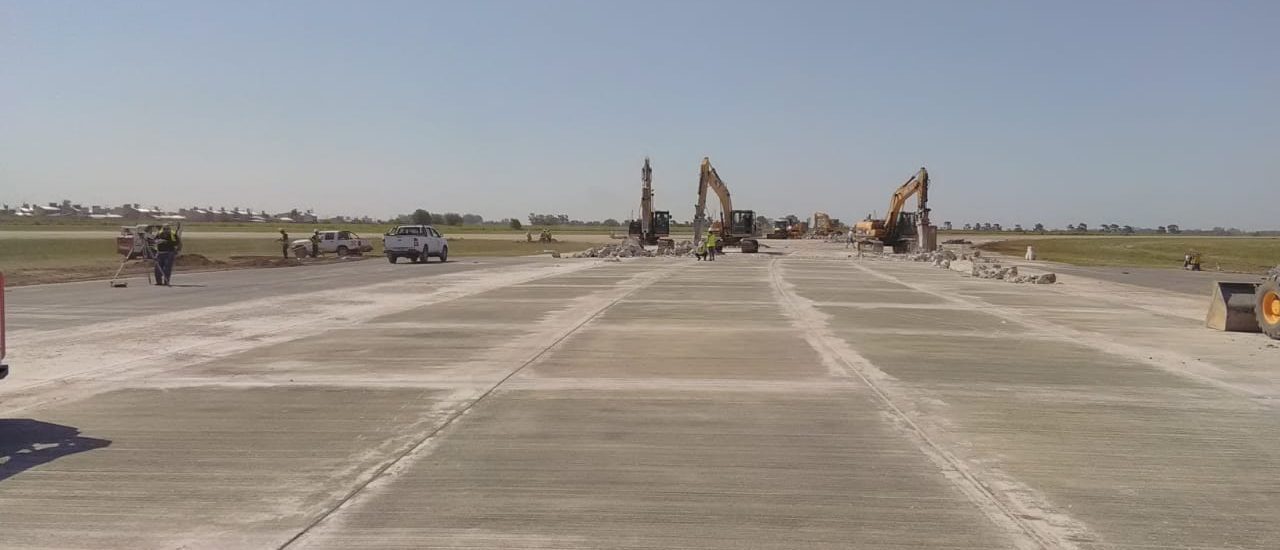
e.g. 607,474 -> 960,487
4,241 -> 1278,549
292,390 -> 1018,550
0,386 -> 448,549
529,326 -> 829,380
371,298 -> 562,325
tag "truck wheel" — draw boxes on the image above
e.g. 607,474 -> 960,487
337,245 -> 349,257
439,246 -> 448,263
387,255 -> 397,264
1257,279 -> 1280,340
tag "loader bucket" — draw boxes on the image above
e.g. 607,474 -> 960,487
1206,282 -> 1261,332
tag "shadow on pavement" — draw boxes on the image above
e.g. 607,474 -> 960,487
0,419 -> 112,483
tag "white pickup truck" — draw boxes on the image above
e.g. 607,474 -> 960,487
291,230 -> 373,258
383,225 -> 449,263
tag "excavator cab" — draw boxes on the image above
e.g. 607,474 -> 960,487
729,210 -> 756,236
652,211 -> 671,239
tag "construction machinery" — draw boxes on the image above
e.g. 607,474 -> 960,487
627,157 -> 673,247
1207,265 -> 1280,340
854,167 -> 936,253
766,220 -> 789,239
812,212 -> 836,237
693,157 -> 759,253
1,271 -> 8,379
788,221 -> 809,239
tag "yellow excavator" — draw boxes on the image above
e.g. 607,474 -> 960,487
854,167 -> 936,253
627,157 -> 673,247
693,157 -> 759,253
812,212 -> 835,237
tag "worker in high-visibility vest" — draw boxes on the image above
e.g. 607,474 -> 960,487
153,224 -> 180,286
704,231 -> 719,261
310,230 -> 321,258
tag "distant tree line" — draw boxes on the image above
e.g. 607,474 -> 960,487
526,213 -> 622,227
392,209 -> 627,229
944,221 -> 1278,236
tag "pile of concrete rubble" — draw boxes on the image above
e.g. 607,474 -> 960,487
907,249 -> 959,267
573,239 -> 694,259
907,250 -> 1056,284
970,263 -> 1056,284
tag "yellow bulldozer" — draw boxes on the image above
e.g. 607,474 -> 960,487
1207,265 -> 1280,340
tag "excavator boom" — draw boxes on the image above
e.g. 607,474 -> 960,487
855,167 -> 935,253
640,158 -> 653,234
693,157 -> 734,240
882,168 -> 929,236
692,157 -> 758,252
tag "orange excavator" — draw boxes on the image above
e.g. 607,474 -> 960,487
854,167 -> 936,253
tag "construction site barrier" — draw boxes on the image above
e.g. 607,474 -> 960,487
1,272 -> 7,378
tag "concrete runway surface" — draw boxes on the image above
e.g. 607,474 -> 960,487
2,241 -> 1278,549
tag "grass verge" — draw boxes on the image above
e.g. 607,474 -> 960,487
0,236 -> 595,286
978,237 -> 1280,273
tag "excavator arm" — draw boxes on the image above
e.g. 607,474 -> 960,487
640,158 -> 653,234
882,168 -> 929,236
693,157 -> 734,242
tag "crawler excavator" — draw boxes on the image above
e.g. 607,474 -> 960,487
854,167 -> 936,253
627,157 -> 673,247
693,157 -> 759,253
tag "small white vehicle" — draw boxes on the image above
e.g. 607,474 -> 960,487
383,225 -> 448,263
292,230 -> 373,258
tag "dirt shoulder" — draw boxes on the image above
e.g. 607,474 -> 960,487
3,254 -> 369,287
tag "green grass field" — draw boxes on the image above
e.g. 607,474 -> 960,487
0,219 -> 639,234
979,237 -> 1280,273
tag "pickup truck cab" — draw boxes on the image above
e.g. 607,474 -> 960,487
291,230 -> 373,257
383,225 -> 448,263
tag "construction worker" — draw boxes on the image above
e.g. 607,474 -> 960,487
278,228 -> 290,259
310,230 -> 321,258
704,230 -> 719,261
153,224 -> 179,286
695,240 -> 707,261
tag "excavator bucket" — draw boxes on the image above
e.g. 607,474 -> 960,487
1206,282 -> 1261,333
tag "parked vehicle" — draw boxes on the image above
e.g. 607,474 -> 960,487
291,230 -> 372,257
383,225 -> 448,263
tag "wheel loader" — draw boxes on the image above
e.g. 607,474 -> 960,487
1206,265 -> 1280,340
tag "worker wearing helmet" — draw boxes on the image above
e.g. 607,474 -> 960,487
278,228 -> 290,259
704,230 -> 719,261
153,224 -> 180,286
310,229 -> 321,258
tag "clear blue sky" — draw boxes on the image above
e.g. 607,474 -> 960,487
3,0 -> 1277,229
